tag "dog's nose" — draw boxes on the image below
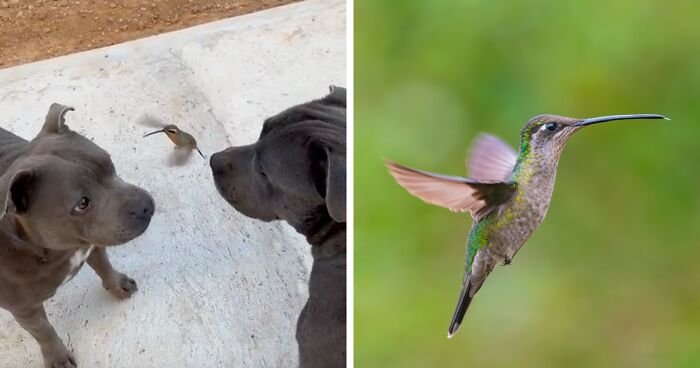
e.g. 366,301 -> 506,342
129,194 -> 155,220
210,152 -> 231,176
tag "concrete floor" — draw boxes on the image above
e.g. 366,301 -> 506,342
0,0 -> 345,367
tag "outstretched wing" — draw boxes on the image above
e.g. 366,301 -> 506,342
467,133 -> 518,181
167,146 -> 194,167
385,161 -> 516,220
136,113 -> 167,128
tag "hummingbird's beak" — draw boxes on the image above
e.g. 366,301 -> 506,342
196,148 -> 206,160
573,114 -> 669,127
143,129 -> 165,137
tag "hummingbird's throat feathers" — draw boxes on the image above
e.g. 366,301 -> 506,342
511,149 -> 560,201
514,124 -> 578,183
165,132 -> 179,145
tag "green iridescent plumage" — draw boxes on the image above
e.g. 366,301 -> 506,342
464,125 -> 540,276
465,215 -> 490,276
386,113 -> 668,338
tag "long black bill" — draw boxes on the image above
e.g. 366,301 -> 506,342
143,129 -> 165,137
196,148 -> 207,160
574,114 -> 669,127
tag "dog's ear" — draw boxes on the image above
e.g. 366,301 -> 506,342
311,142 -> 346,222
41,103 -> 74,134
325,148 -> 346,222
0,170 -> 36,217
325,85 -> 346,107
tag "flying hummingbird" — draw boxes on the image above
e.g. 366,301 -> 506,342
385,113 -> 668,338
139,114 -> 206,166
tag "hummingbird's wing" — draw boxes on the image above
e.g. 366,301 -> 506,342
386,161 -> 516,220
167,146 -> 194,167
136,114 -> 167,128
467,133 -> 518,181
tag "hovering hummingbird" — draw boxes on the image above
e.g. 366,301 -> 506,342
139,114 -> 206,166
385,113 -> 668,338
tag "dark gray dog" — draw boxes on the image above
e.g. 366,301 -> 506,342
0,104 -> 154,368
210,86 -> 346,367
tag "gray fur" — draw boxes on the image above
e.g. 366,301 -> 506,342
210,86 -> 346,367
0,104 -> 154,368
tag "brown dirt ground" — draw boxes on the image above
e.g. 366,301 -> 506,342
0,0 -> 299,69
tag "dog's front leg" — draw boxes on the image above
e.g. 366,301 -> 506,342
12,304 -> 76,368
296,247 -> 346,368
87,247 -> 137,299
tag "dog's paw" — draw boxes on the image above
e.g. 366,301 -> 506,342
104,273 -> 138,299
43,350 -> 77,368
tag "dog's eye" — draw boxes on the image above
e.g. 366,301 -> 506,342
257,161 -> 267,178
72,197 -> 91,215
254,151 -> 268,179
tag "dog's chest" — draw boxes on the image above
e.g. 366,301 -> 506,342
60,245 -> 95,286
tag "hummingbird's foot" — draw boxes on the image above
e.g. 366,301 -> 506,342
502,256 -> 512,266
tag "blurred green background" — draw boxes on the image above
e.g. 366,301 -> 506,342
354,1 -> 700,367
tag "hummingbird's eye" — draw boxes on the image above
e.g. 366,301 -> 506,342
542,122 -> 558,132
166,129 -> 177,134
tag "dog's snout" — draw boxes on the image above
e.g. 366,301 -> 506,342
210,152 -> 231,176
129,193 -> 155,221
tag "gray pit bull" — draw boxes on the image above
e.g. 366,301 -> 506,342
210,86 -> 346,368
0,104 -> 154,368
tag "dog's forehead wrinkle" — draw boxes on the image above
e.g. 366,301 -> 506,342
31,131 -> 110,160
43,134 -> 115,178
262,123 -> 345,156
50,150 -> 110,180
261,100 -> 345,136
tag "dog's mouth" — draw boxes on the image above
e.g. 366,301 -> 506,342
215,188 -> 280,222
77,219 -> 152,247
215,184 -> 229,198
256,214 -> 280,222
215,184 -> 240,205
115,221 -> 152,244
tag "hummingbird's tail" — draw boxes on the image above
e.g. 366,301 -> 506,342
447,279 -> 474,338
